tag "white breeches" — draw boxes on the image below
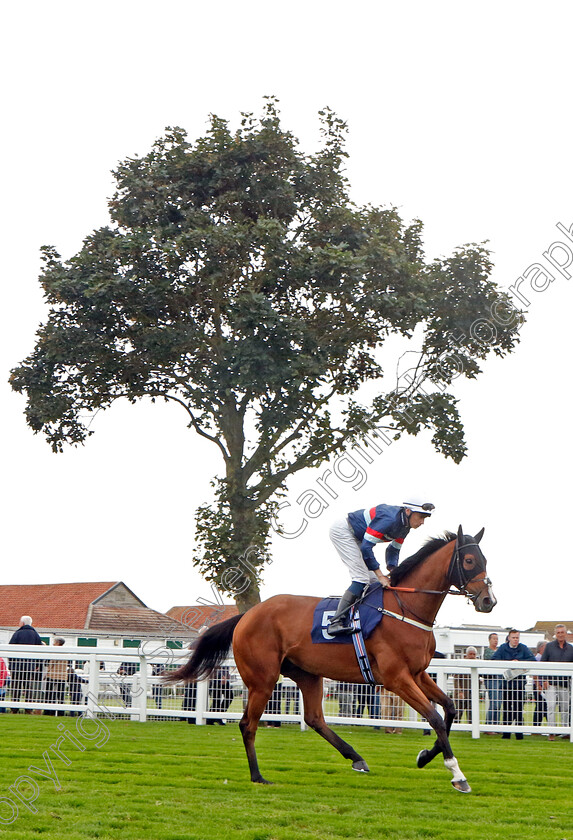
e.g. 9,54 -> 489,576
329,518 -> 378,587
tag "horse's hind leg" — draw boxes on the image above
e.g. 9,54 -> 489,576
238,686 -> 277,784
284,663 -> 369,773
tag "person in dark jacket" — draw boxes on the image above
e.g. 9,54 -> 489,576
327,497 -> 435,635
151,663 -> 166,709
8,616 -> 44,712
207,665 -> 234,725
68,668 -> 88,715
492,629 -> 535,739
117,661 -> 138,707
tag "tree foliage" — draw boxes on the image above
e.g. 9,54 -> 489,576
10,99 -> 522,609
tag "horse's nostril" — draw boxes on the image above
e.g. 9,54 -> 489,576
479,594 -> 496,613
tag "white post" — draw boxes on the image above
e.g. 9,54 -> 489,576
196,677 -> 209,725
86,654 -> 99,716
470,665 -> 481,738
299,689 -> 307,731
136,655 -> 147,722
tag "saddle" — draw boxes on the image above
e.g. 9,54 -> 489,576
310,583 -> 385,645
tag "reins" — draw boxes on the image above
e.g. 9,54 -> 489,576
353,535 -> 490,632
386,585 -> 464,595
386,538 -> 489,598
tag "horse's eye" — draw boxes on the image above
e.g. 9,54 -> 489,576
463,556 -> 475,569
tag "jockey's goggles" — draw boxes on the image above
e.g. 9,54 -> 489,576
403,501 -> 435,515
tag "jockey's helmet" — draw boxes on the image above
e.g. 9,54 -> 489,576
403,498 -> 435,515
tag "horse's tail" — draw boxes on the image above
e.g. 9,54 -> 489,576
163,614 -> 243,684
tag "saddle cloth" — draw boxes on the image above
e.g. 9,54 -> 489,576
310,583 -> 384,644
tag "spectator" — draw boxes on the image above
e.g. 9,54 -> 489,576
483,632 -> 502,732
152,663 -> 166,709
180,639 -> 198,724
540,624 -> 573,740
336,682 -> 355,718
67,664 -> 88,716
353,684 -> 381,729
8,616 -> 44,713
453,647 -> 477,723
379,687 -> 405,733
0,657 -> 10,713
182,681 -> 197,724
264,680 -> 283,727
532,640 -> 548,727
117,661 -> 138,707
44,638 -> 68,716
207,665 -> 233,725
282,677 -> 299,715
492,629 -> 535,740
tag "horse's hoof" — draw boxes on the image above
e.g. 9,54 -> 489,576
416,749 -> 431,768
451,779 -> 471,793
352,760 -> 370,773
253,777 -> 273,785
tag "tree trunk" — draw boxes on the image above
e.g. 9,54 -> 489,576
226,460 -> 264,613
234,587 -> 261,613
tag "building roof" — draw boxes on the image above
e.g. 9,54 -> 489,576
88,606 -> 191,637
166,604 -> 239,632
0,582 -> 122,630
0,582 -> 191,639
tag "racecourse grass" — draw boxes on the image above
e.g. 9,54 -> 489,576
0,717 -> 571,840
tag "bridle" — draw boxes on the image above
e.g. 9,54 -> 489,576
378,534 -> 493,629
447,535 -> 492,601
385,535 -> 491,598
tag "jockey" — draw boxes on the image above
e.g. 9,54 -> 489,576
327,497 -> 435,636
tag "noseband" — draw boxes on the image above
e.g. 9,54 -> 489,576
381,533 -> 492,630
448,536 -> 492,600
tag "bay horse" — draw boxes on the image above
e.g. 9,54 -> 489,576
166,526 -> 495,793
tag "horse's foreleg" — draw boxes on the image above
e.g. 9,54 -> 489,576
292,669 -> 369,773
418,671 -> 456,735
415,707 -> 470,792
415,671 -> 458,770
388,672 -> 471,793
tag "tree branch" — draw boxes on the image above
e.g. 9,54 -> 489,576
242,385 -> 338,482
159,393 -> 230,460
251,422 -> 397,507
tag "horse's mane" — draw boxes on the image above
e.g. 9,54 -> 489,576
390,531 -> 457,586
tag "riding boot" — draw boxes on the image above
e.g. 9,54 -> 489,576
327,589 -> 361,636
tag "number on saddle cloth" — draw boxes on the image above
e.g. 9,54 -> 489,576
310,584 -> 385,644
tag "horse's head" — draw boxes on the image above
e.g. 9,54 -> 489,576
449,526 -> 497,613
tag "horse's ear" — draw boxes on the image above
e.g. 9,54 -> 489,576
457,524 -> 464,542
474,527 -> 485,544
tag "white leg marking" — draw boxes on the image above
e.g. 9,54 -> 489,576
444,756 -> 465,783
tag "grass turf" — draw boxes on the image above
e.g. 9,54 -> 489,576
0,717 -> 571,839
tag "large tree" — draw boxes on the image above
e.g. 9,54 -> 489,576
10,99 -> 521,610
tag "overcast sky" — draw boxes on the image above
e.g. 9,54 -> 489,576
2,1 -> 572,634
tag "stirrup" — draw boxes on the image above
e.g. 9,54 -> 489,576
327,619 -> 354,636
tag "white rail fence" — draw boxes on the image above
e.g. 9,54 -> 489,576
1,645 -> 571,740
